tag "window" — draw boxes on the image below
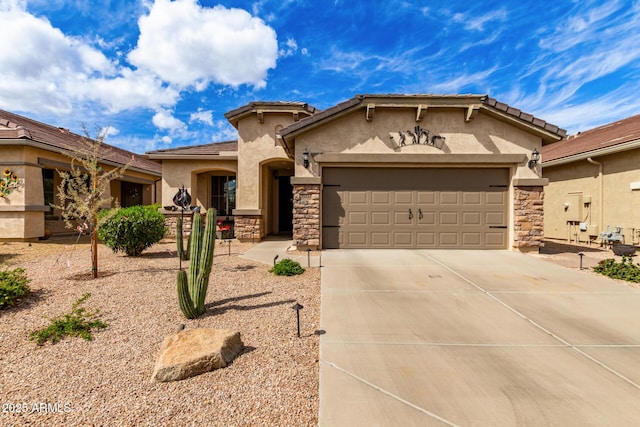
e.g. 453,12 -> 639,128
211,175 -> 236,216
42,169 -> 55,217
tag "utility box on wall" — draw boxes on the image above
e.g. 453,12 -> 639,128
563,193 -> 583,222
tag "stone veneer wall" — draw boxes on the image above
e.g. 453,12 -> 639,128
293,184 -> 320,249
235,216 -> 263,242
513,186 -> 544,251
162,211 -> 193,238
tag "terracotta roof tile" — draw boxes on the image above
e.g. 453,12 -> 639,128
542,114 -> 640,163
0,109 -> 161,175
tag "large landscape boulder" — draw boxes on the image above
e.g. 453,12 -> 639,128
152,328 -> 244,382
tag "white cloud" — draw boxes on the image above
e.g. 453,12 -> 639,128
128,0 -> 278,89
152,110 -> 187,132
453,9 -> 507,32
189,110 -> 214,126
279,37 -> 298,57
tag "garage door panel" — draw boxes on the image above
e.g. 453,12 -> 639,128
440,192 -> 458,204
440,212 -> 459,225
486,212 -> 506,226
462,233 -> 482,246
416,232 -> 436,246
439,232 -> 459,245
419,211 -> 436,225
322,168 -> 508,249
462,192 -> 482,205
486,192 -> 506,204
348,211 -> 367,225
462,212 -> 482,225
349,191 -> 367,204
347,232 -> 367,246
394,191 -> 414,205
371,232 -> 390,246
371,191 -> 390,204
394,232 -> 414,246
371,211 -> 391,225
417,192 -> 436,205
486,232 -> 507,246
394,211 -> 412,225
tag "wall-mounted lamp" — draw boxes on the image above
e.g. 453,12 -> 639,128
529,148 -> 540,168
302,148 -> 310,169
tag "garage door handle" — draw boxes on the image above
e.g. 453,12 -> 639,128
418,208 -> 423,220
489,226 -> 507,229
408,209 -> 413,219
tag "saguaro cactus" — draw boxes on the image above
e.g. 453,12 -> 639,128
177,208 -> 216,319
176,216 -> 191,261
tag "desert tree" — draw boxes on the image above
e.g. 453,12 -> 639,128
53,124 -> 128,279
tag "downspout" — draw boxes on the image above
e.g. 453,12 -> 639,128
587,157 -> 603,234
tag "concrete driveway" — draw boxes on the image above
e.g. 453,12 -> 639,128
319,250 -> 640,426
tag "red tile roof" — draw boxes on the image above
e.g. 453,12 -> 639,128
0,109 -> 161,175
543,114 -> 640,164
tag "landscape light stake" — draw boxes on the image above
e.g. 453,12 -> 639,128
307,248 -> 311,267
578,252 -> 585,270
228,240 -> 231,256
292,302 -> 304,338
274,254 -> 279,266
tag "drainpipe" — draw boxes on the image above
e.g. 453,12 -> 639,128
587,157 -> 603,234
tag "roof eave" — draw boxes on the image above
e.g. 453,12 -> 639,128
542,138 -> 640,168
146,153 -> 238,160
0,138 -> 162,176
479,107 -> 565,144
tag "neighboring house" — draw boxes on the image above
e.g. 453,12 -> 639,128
542,114 -> 640,246
0,110 -> 162,241
148,94 -> 566,251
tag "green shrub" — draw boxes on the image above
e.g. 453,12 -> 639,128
98,204 -> 166,256
269,258 -> 305,276
0,267 -> 30,309
29,293 -> 107,345
593,256 -> 640,282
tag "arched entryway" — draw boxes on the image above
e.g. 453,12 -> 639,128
261,159 -> 294,236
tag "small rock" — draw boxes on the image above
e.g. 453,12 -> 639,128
151,328 -> 244,382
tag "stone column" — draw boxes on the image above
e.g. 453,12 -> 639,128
161,209 -> 193,238
234,213 -> 263,242
292,183 -> 320,250
513,185 -> 544,251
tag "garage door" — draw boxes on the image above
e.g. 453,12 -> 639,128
322,168 -> 509,249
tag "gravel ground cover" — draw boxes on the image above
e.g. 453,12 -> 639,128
0,237 -> 320,426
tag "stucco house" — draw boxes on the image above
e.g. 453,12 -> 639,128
148,94 -> 566,251
542,114 -> 640,246
0,110 -> 162,241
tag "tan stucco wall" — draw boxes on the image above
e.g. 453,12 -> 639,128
291,108 -> 542,181
236,113 -> 296,210
544,150 -> 640,244
160,159 -> 237,211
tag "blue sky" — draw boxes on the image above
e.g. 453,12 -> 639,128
1,0 -> 639,153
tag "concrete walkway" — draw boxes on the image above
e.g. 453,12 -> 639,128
240,237 -> 321,267
319,249 -> 640,426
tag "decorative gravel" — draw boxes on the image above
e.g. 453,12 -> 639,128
0,238 -> 320,426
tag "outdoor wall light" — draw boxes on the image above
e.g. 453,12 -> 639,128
302,149 -> 310,169
529,148 -> 540,168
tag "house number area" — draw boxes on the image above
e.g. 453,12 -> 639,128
2,402 -> 72,414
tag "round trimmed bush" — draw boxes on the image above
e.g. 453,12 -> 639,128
98,205 -> 166,256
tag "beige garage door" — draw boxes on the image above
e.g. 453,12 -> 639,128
322,168 -> 509,249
